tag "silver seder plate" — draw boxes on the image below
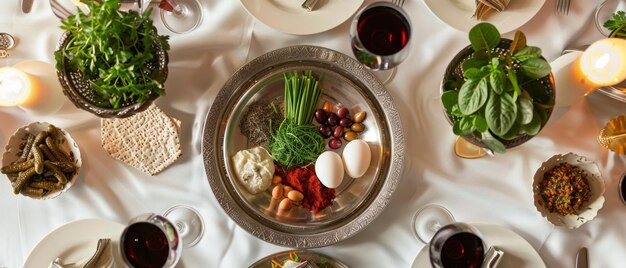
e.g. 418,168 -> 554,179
202,45 -> 405,248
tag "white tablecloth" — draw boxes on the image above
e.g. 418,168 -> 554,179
1,0 -> 625,267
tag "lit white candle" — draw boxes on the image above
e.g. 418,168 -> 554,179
0,67 -> 39,107
0,61 -> 67,115
577,38 -> 626,93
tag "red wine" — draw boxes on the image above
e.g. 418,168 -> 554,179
357,6 -> 410,56
122,222 -> 170,268
441,233 -> 484,268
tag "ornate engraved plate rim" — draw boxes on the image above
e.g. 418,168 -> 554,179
202,45 -> 405,248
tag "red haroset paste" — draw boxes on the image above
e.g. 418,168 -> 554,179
282,165 -> 335,213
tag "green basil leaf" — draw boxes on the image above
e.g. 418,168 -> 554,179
491,57 -> 500,69
441,90 -> 459,114
513,46 -> 542,62
489,70 -> 505,94
443,79 -> 459,92
520,58 -> 551,79
453,120 -> 463,136
507,70 -> 521,101
462,58 -> 489,72
517,94 -> 534,125
473,114 -> 489,133
451,104 -> 464,118
458,78 -> 489,115
500,121 -> 522,140
468,23 -> 501,52
473,50 -> 490,60
464,67 -> 487,80
486,92 -> 518,136
458,116 -> 476,136
481,131 -> 506,154
521,110 -> 542,136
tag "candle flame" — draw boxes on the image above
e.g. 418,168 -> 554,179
579,38 -> 626,90
593,53 -> 610,70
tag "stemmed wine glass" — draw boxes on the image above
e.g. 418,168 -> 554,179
121,0 -> 203,34
349,1 -> 412,84
594,0 -> 624,37
411,204 -> 455,244
120,205 -> 205,268
159,0 -> 203,34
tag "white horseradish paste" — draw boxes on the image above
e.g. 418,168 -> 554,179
232,146 -> 275,194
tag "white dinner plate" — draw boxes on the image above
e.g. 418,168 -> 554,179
411,223 -> 546,268
423,0 -> 546,34
239,0 -> 364,35
24,219 -> 126,268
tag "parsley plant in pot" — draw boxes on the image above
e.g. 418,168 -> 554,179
441,23 -> 555,154
55,0 -> 170,118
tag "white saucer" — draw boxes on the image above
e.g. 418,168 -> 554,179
423,0 -> 545,34
24,219 -> 126,268
411,223 -> 546,268
239,0 -> 364,35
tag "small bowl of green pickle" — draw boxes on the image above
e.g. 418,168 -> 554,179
1,122 -> 82,199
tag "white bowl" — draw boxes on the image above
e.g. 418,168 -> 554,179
2,122 -> 81,199
532,153 -> 605,229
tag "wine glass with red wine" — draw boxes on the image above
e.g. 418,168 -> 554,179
429,222 -> 487,268
120,205 -> 205,268
350,2 -> 411,84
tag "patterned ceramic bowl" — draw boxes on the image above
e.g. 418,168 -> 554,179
532,153 -> 605,229
2,122 -> 82,199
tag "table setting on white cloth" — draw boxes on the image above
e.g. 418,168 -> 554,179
1,0 -> 625,267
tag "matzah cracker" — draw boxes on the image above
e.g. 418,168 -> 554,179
101,104 -> 181,176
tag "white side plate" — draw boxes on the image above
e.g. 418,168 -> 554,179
239,0 -> 364,35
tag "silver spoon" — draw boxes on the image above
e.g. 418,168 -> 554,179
49,0 -> 78,19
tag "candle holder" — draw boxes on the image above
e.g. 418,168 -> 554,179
0,62 -> 66,115
553,38 -> 626,106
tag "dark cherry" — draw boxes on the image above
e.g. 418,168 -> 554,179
339,118 -> 353,127
332,126 -> 344,138
328,138 -> 342,149
314,109 -> 327,124
327,113 -> 339,126
337,107 -> 350,118
319,125 -> 332,138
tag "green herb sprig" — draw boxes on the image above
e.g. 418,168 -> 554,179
604,11 -> 626,38
54,0 -> 170,109
441,23 -> 553,153
269,121 -> 325,169
270,71 -> 324,168
284,71 -> 322,125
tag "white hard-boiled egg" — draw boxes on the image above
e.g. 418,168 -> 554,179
315,151 -> 344,189
342,139 -> 371,178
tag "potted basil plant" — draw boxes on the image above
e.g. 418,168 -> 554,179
441,23 -> 555,154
